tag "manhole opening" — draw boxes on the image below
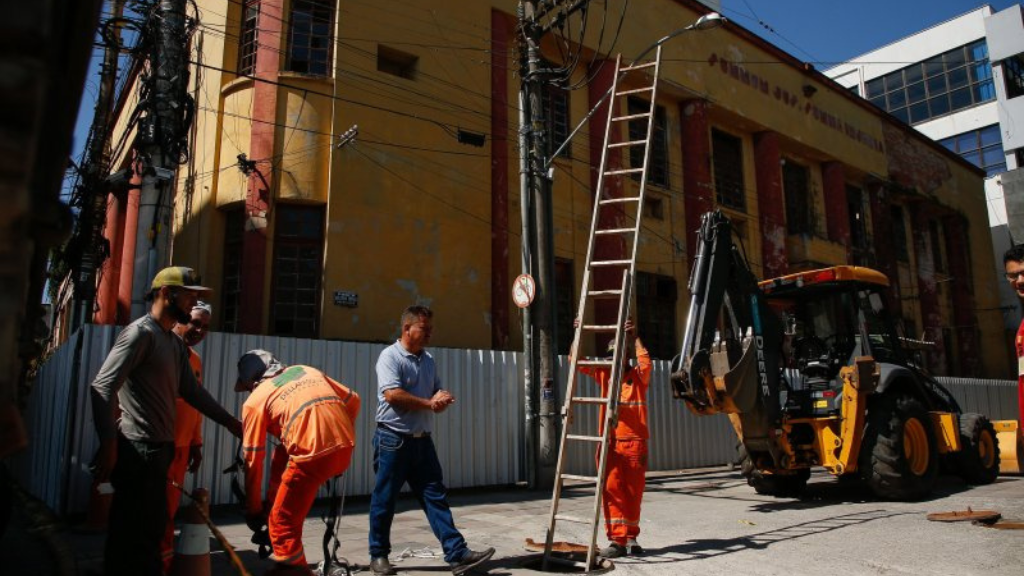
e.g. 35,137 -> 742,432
519,554 -> 615,574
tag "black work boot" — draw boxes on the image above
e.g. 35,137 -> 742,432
370,557 -> 397,576
450,547 -> 495,575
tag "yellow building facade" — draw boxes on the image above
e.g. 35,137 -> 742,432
99,0 -> 1007,377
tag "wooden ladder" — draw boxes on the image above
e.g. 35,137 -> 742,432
542,46 -> 663,572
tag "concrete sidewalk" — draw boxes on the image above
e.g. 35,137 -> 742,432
7,467 -> 1024,575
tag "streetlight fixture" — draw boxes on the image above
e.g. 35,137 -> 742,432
544,12 -> 725,168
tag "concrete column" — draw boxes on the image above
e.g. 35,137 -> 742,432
680,99 -> 713,263
117,174 -> 142,323
867,184 -> 900,313
944,215 -> 980,376
239,0 -> 285,334
490,10 -> 512,350
822,162 -> 850,255
912,206 -> 947,374
588,60 -> 625,351
94,191 -> 123,324
754,131 -> 787,277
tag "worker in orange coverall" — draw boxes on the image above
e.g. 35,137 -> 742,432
161,301 -> 213,572
575,318 -> 651,558
235,349 -> 360,575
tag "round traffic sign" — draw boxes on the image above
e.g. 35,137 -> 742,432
513,274 -> 536,308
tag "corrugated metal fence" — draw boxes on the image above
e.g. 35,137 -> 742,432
11,325 -> 1018,515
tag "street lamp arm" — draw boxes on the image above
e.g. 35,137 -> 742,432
543,12 -> 724,169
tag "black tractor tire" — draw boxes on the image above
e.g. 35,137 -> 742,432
860,395 -> 939,500
738,444 -> 809,497
953,413 -> 1000,485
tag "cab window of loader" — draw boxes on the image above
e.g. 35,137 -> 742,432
856,289 -> 901,363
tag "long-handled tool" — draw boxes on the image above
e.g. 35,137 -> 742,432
169,479 -> 253,576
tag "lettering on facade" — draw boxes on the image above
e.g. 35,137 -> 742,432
707,53 -> 884,153
333,290 -> 359,308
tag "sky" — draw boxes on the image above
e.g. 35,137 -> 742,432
721,0 -> 1017,67
68,1 -> 1020,183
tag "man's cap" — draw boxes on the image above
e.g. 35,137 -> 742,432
236,349 -> 286,391
193,300 -> 213,316
151,266 -> 212,294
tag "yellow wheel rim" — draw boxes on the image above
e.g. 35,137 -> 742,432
979,430 -> 996,469
904,418 -> 930,476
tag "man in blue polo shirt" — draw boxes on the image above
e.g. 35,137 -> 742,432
368,305 -> 494,576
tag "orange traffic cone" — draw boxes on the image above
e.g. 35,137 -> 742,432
169,488 -> 212,576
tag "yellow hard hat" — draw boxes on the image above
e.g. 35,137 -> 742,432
151,266 -> 212,295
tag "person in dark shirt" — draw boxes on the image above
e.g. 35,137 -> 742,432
90,266 -> 242,576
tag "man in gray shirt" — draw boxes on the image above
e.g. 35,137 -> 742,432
90,266 -> 241,576
368,305 -> 494,576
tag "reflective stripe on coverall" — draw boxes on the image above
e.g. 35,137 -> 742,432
162,348 -> 205,571
579,341 -> 652,544
242,365 -> 360,566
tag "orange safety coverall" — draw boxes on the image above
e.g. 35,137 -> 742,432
242,365 -> 360,567
1016,320 -> 1024,429
579,340 -> 652,545
162,348 -> 204,571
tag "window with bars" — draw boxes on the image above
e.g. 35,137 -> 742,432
271,205 -> 324,338
543,83 -> 571,159
938,124 -> 1006,177
783,160 -> 813,235
712,129 -> 745,211
627,97 -> 668,187
1005,53 -> 1024,99
220,207 -> 245,332
286,0 -> 334,76
928,220 -> 946,273
847,186 -> 870,265
891,205 -> 909,262
863,40 -> 994,125
635,271 -> 676,359
237,0 -> 260,76
554,258 -> 575,355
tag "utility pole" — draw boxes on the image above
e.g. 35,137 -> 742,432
130,0 -> 191,319
519,0 -> 559,489
71,0 -> 126,331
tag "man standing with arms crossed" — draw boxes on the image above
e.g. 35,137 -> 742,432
161,301 -> 213,572
575,318 -> 651,558
236,349 -> 360,575
91,267 -> 242,576
1004,245 -> 1024,429
368,305 -> 494,576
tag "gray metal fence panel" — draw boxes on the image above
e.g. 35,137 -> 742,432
558,357 -> 737,477
18,327 -> 526,513
936,377 -> 1018,421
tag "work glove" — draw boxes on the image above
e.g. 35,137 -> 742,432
245,511 -> 267,534
187,444 -> 203,473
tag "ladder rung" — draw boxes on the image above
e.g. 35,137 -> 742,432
604,167 -> 644,176
588,290 -> 623,299
590,260 -> 631,268
567,434 -> 604,442
561,474 -> 599,483
621,61 -> 657,72
616,86 -> 655,96
599,196 -> 641,205
608,139 -> 647,149
572,396 -> 610,405
577,359 -> 614,367
611,112 -> 651,122
554,513 -> 590,524
594,227 -> 635,236
582,324 -> 617,332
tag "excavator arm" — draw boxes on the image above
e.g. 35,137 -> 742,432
670,210 -> 785,466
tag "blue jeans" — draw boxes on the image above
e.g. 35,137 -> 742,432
368,426 -> 468,564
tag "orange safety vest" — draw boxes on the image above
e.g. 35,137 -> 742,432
173,348 -> 204,448
1016,320 -> 1024,429
242,365 -> 360,513
579,341 -> 652,439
